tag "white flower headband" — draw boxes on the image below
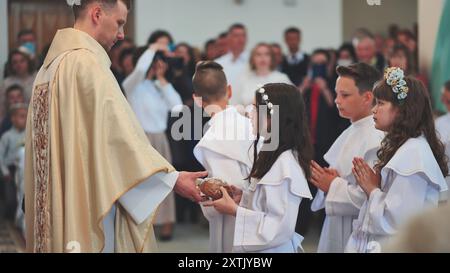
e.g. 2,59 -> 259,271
66,0 -> 82,7
257,84 -> 274,116
385,67 -> 409,102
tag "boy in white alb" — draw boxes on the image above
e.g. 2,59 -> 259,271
192,61 -> 254,252
310,63 -> 384,253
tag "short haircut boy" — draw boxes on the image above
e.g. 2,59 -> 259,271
192,61 -> 228,103
336,63 -> 382,94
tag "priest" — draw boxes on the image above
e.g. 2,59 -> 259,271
24,0 -> 206,253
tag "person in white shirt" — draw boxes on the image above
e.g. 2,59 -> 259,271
191,61 -> 254,252
0,104 -> 27,222
15,145 -> 25,238
206,83 -> 313,253
310,63 -> 384,253
122,30 -> 174,99
128,55 -> 183,241
215,24 -> 249,91
346,68 -> 448,253
435,81 -> 450,201
233,43 -> 291,107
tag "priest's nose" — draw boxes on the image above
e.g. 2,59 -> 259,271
117,31 -> 125,41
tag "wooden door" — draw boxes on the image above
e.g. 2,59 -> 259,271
8,0 -> 135,53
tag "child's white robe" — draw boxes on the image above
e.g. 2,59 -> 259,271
233,150 -> 312,253
345,136 -> 448,253
435,113 -> 450,201
194,106 -> 255,253
311,115 -> 384,253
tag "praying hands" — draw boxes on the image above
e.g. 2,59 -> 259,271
310,160 -> 339,193
352,158 -> 381,197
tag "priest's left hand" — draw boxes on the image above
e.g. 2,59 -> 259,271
203,187 -> 238,216
352,157 -> 381,197
175,171 -> 208,203
310,160 -> 339,193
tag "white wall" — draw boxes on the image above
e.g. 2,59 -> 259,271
0,1 -> 8,84
343,0 -> 418,41
134,0 -> 343,53
418,0 -> 443,74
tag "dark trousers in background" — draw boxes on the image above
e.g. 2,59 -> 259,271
1,166 -> 17,221
167,110 -> 207,224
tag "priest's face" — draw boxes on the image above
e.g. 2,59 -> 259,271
97,1 -> 128,51
335,76 -> 372,123
372,99 -> 398,132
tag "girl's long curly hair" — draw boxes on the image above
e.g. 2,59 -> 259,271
373,77 -> 449,177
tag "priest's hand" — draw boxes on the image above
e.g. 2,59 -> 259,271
174,171 -> 208,203
310,160 -> 338,193
203,187 -> 238,216
352,157 -> 381,197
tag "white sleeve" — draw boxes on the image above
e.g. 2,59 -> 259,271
122,49 -> 155,98
325,177 -> 366,216
156,82 -> 183,112
127,86 -> 146,124
0,134 -> 10,176
233,181 -> 299,252
119,171 -> 179,225
361,172 -> 430,236
311,190 -> 326,212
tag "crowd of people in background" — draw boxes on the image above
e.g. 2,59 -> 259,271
0,22 -> 448,246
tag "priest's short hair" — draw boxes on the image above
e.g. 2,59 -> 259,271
72,0 -> 131,20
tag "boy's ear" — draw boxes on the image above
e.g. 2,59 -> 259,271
227,85 -> 233,100
364,91 -> 374,106
192,94 -> 203,108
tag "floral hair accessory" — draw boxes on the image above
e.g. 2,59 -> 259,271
257,84 -> 274,116
67,0 -> 82,7
385,67 -> 409,102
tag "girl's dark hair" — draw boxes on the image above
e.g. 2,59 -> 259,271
147,30 -> 173,46
248,83 -> 314,181
373,77 -> 449,176
176,42 -> 197,78
6,49 -> 35,77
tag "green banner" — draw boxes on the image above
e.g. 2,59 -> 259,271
431,0 -> 450,113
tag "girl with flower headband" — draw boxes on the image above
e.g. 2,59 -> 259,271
205,83 -> 314,252
345,67 -> 449,253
